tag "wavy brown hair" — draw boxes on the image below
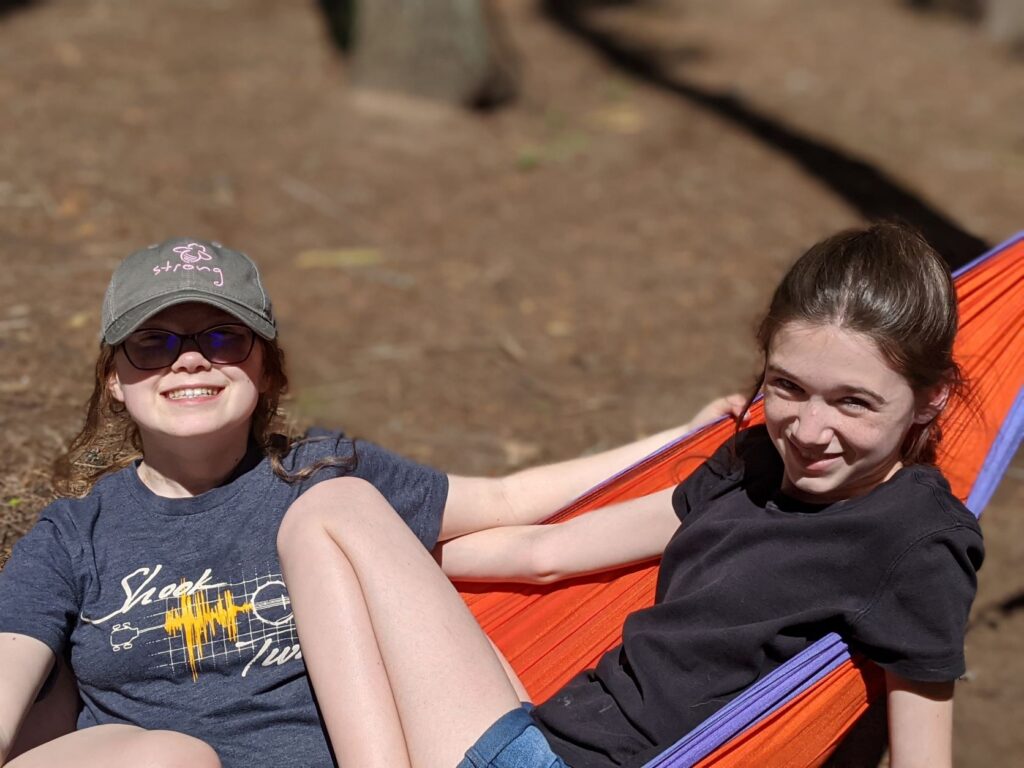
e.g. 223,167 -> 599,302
53,338 -> 353,497
740,222 -> 966,466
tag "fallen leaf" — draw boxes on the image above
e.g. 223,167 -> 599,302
545,319 -> 573,338
296,248 -> 382,269
502,439 -> 541,467
67,311 -> 93,329
590,104 -> 645,134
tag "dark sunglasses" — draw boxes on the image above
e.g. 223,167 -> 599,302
121,323 -> 256,370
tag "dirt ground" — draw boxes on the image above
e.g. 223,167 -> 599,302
0,0 -> 1021,764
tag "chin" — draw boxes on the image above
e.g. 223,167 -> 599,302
150,418 -> 249,443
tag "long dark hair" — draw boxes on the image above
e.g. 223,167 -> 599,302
742,222 -> 964,465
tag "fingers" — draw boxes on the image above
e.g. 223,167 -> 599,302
717,393 -> 746,418
689,393 -> 750,428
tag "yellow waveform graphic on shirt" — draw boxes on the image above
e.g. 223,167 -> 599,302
164,589 -> 253,681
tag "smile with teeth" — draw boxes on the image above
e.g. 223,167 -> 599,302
165,387 -> 222,401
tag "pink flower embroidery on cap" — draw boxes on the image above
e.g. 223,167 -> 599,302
152,242 -> 224,287
173,243 -> 214,264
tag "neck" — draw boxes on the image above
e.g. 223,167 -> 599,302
137,429 -> 255,497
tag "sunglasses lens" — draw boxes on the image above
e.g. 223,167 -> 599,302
121,325 -> 254,370
124,330 -> 180,369
199,326 -> 254,364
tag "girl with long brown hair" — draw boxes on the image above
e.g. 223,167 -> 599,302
278,222 -> 981,768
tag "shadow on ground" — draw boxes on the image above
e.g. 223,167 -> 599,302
542,0 -> 991,270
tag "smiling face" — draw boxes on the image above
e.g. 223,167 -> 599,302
108,303 -> 266,453
762,321 -> 937,504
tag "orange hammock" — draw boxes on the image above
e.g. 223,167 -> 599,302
459,232 -> 1024,767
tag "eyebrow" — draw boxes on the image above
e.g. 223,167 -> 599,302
765,364 -> 887,404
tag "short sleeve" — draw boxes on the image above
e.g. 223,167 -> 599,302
670,427 -> 770,523
349,440 -> 448,549
670,456 -> 724,523
294,430 -> 449,550
848,524 -> 983,682
0,515 -> 80,656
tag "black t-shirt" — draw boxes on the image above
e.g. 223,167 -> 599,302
531,426 -> 983,768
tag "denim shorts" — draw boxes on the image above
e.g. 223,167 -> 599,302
458,704 -> 569,768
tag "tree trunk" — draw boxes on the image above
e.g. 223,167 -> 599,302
348,0 -> 518,108
986,0 -> 1024,45
317,0 -> 357,51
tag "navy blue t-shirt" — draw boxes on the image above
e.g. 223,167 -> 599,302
0,431 -> 448,767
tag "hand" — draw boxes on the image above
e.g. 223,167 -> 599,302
687,393 -> 748,430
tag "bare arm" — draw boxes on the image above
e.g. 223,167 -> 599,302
885,671 -> 954,768
0,634 -> 54,765
440,395 -> 744,541
437,487 -> 679,583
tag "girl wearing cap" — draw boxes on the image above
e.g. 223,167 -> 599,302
0,237 -> 741,767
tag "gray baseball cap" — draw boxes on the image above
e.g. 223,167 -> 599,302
101,238 -> 277,345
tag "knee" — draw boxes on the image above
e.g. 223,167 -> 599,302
277,477 -> 385,556
130,730 -> 221,768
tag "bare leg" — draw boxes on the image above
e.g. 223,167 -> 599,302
487,637 -> 530,702
279,491 -> 412,768
278,477 -> 524,768
7,724 -> 220,768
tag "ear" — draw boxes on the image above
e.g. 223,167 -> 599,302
913,384 -> 949,425
107,368 -> 126,403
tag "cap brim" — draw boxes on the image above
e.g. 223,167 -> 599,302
102,292 -> 277,345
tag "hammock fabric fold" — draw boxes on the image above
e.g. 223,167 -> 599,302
458,231 -> 1024,768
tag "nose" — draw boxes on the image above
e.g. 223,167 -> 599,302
170,341 -> 212,373
788,400 -> 834,449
